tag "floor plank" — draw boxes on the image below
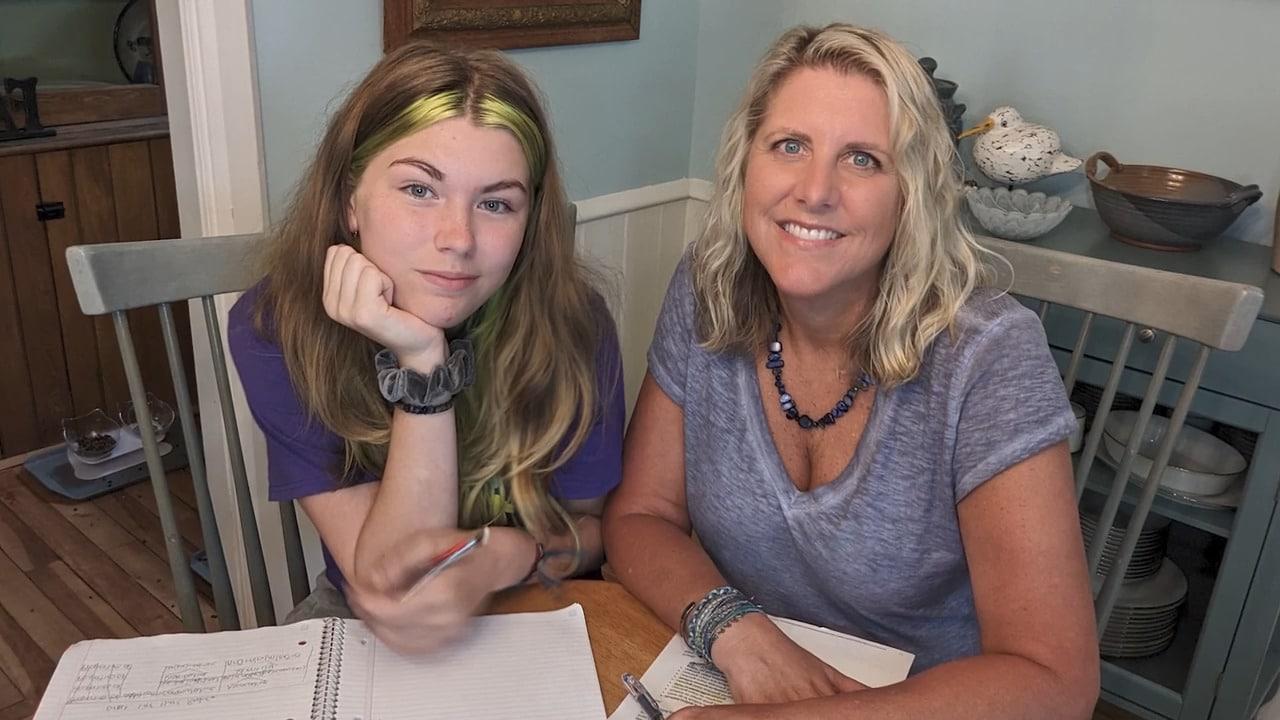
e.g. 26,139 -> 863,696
109,540 -> 219,630
96,490 -> 198,559
0,475 -> 184,636
26,561 -> 137,641
166,467 -> 200,510
0,503 -> 55,573
0,699 -> 34,720
0,602 -> 54,701
123,481 -> 206,549
43,493 -> 135,553
0,549 -> 84,663
0,669 -> 20,714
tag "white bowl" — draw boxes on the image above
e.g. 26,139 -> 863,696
966,186 -> 1072,241
1102,411 -> 1245,497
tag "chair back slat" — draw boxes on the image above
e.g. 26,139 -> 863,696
113,310 -> 206,631
202,295 -> 277,626
278,502 -> 312,607
1061,311 -> 1095,397
159,302 -> 241,630
1074,323 -> 1137,499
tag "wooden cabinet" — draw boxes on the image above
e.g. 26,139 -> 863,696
0,119 -> 193,459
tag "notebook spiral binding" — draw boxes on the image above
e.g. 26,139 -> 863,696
311,618 -> 345,720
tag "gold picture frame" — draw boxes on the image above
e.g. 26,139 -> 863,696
384,0 -> 642,51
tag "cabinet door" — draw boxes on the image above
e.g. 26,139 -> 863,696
0,154 -> 73,453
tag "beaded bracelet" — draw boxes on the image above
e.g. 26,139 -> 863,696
680,585 -> 763,663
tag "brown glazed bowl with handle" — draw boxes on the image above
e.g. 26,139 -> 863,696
1086,151 -> 1263,251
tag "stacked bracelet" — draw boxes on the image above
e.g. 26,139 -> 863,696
375,339 -> 475,413
680,585 -> 763,663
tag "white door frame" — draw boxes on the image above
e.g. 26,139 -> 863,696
154,0 -> 313,625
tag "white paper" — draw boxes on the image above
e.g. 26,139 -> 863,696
608,616 -> 914,719
338,604 -> 607,720
34,621 -> 323,720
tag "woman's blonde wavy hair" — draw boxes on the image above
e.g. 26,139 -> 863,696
693,23 -> 992,386
253,41 -> 604,549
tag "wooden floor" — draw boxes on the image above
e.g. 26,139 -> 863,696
0,460 -> 1139,720
0,462 -> 214,719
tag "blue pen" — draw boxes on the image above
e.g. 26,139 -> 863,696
622,673 -> 665,720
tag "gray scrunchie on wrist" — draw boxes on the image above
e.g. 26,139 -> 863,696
375,339 -> 475,409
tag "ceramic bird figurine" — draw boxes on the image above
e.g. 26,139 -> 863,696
958,106 -> 1082,185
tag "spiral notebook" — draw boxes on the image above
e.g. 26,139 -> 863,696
34,605 -> 606,720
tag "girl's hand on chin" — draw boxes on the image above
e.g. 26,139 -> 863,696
323,244 -> 445,366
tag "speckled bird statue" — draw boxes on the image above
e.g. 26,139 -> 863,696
958,106 -> 1081,185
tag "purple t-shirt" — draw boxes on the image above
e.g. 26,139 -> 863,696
227,283 -> 626,591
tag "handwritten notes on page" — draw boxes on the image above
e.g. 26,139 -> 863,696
607,616 -> 914,720
35,620 -> 323,719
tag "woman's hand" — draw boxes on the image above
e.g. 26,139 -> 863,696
322,244 -> 444,366
710,614 -> 866,704
346,526 -> 536,654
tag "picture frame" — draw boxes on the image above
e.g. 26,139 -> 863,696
384,0 -> 642,51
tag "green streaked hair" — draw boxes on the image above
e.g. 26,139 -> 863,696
254,40 -> 607,555
349,90 -> 547,190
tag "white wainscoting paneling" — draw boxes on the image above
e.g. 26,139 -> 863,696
575,186 -> 698,414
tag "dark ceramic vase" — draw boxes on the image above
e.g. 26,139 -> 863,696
919,57 -> 966,143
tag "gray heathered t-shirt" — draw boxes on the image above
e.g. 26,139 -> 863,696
647,259 -> 1076,673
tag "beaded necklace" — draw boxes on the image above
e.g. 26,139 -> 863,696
765,322 -> 873,429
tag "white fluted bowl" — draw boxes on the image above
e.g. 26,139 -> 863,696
966,186 -> 1072,241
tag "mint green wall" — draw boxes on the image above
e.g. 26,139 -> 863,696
688,0 -> 1280,245
251,0 -> 698,218
0,0 -> 130,84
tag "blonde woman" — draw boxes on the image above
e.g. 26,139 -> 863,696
604,24 -> 1098,719
229,41 -> 623,653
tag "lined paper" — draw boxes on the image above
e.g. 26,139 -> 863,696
35,621 -> 323,720
343,605 -> 606,720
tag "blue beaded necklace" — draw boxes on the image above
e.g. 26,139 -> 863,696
766,322 -> 873,430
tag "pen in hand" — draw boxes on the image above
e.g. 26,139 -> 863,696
622,672 -> 666,720
399,527 -> 489,603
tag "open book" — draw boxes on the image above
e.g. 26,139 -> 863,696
608,616 -> 915,719
36,605 -> 606,720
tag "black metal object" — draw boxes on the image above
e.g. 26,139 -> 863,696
0,77 -> 57,143
36,201 -> 66,222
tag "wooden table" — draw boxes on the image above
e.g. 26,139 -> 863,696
490,580 -> 671,713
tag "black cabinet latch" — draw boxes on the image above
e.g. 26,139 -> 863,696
36,201 -> 64,221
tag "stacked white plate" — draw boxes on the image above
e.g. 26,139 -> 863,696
1095,559 -> 1187,658
1079,502 -> 1170,582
